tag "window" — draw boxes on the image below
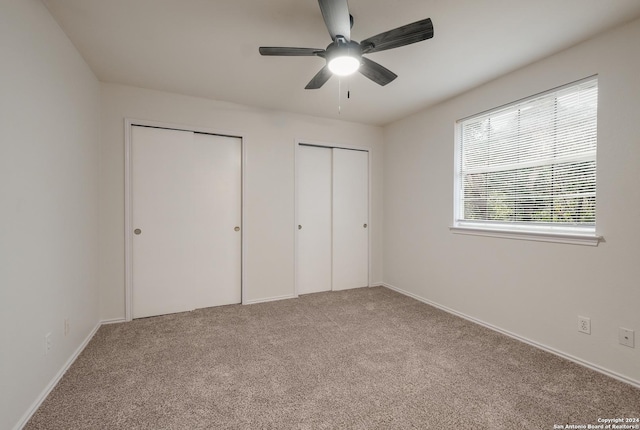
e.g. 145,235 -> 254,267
452,77 -> 601,245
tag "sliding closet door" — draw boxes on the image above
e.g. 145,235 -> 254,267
332,148 -> 369,291
192,133 -> 242,308
132,126 -> 241,319
132,127 -> 196,318
297,145 -> 333,295
296,145 -> 369,295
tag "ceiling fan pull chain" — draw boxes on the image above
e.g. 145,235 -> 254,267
338,77 -> 342,114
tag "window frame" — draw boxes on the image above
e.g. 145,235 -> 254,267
451,76 -> 602,246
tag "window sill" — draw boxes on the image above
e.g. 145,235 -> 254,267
449,225 -> 602,246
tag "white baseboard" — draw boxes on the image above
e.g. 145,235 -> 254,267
243,294 -> 297,305
382,282 -> 640,390
13,322 -> 102,430
100,318 -> 127,325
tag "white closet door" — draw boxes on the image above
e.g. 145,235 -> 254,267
297,145 -> 332,295
332,148 -> 369,291
192,133 -> 242,308
132,126 -> 196,318
132,126 -> 241,319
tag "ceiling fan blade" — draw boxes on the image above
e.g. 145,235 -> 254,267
259,47 -> 324,56
318,0 -> 351,41
305,66 -> 333,89
361,18 -> 433,54
359,57 -> 397,86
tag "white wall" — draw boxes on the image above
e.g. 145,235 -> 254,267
99,83 -> 384,320
383,18 -> 640,384
0,1 -> 101,429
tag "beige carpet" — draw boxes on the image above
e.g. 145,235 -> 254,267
26,287 -> 640,429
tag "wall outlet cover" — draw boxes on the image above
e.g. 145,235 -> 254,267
619,327 -> 635,348
44,333 -> 52,355
578,316 -> 591,334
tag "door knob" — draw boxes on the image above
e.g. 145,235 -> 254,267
363,224 -> 368,228
298,225 -> 302,230
234,226 -> 240,232
134,228 -> 142,235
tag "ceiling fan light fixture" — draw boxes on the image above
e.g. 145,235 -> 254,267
328,55 -> 360,76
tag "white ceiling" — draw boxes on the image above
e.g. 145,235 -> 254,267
43,0 -> 640,126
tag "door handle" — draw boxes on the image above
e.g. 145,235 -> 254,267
363,224 -> 368,228
234,226 -> 240,232
134,228 -> 142,235
298,225 -> 302,230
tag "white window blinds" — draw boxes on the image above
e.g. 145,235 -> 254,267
455,77 -> 598,233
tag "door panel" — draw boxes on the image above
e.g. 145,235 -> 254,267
297,145 -> 332,295
132,126 -> 196,318
332,148 -> 369,291
192,133 -> 242,308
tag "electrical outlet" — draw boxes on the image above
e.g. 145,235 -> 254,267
64,319 -> 70,337
619,327 -> 635,348
44,333 -> 52,355
578,316 -> 591,334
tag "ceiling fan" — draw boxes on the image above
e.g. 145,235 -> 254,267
259,0 -> 434,89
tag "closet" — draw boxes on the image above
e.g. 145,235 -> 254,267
131,125 -> 242,318
296,144 -> 369,294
